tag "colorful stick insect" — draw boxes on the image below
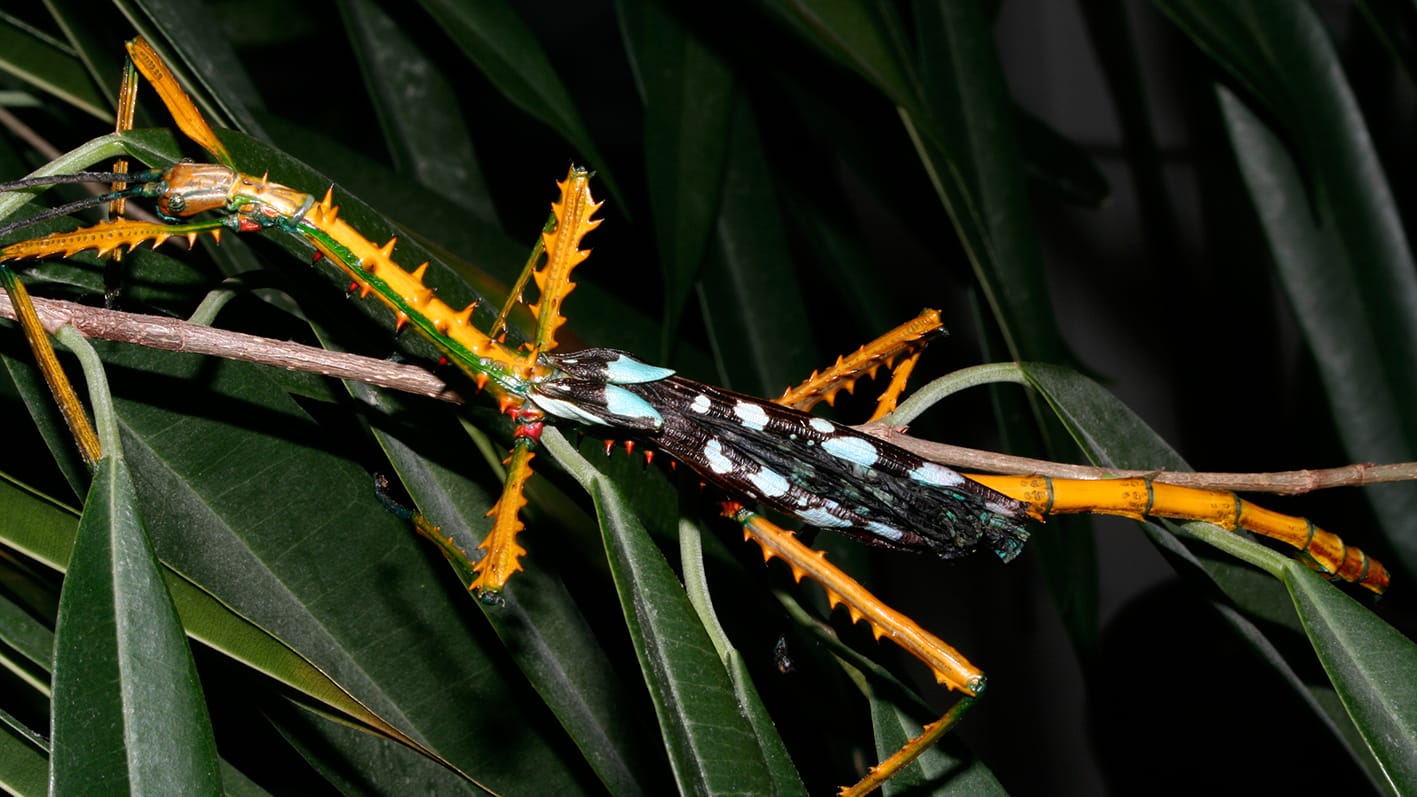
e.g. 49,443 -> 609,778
0,38 -> 1391,796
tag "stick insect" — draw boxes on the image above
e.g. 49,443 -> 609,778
0,36 -> 1402,796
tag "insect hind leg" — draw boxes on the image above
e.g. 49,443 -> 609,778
731,505 -> 983,794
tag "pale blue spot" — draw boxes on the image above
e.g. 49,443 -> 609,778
808,417 -> 835,435
530,395 -> 611,426
690,394 -> 711,415
747,467 -> 790,498
910,462 -> 965,488
603,385 -> 664,429
703,438 -> 733,474
602,353 -> 675,384
822,436 -> 879,468
796,506 -> 851,528
733,401 -> 770,431
863,520 -> 905,542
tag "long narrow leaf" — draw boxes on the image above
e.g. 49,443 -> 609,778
50,455 -> 222,795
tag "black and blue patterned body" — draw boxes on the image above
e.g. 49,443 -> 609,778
535,348 -> 1031,562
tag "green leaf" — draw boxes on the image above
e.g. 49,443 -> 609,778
1018,361 -> 1414,791
414,0 -> 621,203
911,1 -> 1065,364
0,708 -> 48,797
544,429 -> 787,795
100,341 -> 589,793
1286,565 -> 1417,793
357,383 -> 658,796
338,0 -> 497,224
757,1 -> 921,112
1158,0 -> 1417,576
0,22 -> 107,120
696,97 -> 817,394
617,0 -> 734,352
1216,84 -> 1417,574
50,455 -> 222,795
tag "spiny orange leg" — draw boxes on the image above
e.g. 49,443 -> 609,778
470,431 -> 536,602
2,219 -> 227,263
469,168 -> 602,598
777,308 -> 944,412
709,310 -> 983,794
526,169 -> 601,357
969,474 -> 1390,594
732,505 -> 981,796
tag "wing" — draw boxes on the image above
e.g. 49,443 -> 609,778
625,373 -> 1032,562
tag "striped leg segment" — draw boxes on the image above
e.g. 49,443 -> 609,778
969,474 -> 1390,593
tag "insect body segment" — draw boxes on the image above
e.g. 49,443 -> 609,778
602,366 -> 1035,561
533,348 -> 671,431
539,343 -> 1036,562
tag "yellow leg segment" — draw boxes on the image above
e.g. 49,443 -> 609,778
840,698 -> 974,797
109,52 -> 139,221
968,474 -> 1390,593
0,266 -> 101,466
123,38 -> 233,167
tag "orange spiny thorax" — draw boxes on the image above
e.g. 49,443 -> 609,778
294,191 -> 544,397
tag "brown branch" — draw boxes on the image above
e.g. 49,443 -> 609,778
0,292 -> 464,403
5,290 -> 1414,496
857,423 -> 1417,495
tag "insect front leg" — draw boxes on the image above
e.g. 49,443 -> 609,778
472,417 -> 540,600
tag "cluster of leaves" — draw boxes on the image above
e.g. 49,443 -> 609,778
0,1 -> 1415,794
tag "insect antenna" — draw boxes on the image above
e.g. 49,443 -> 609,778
0,174 -> 163,239
0,170 -> 161,192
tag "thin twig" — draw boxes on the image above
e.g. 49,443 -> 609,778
3,290 -> 1413,495
0,292 -> 463,402
0,106 -> 63,161
856,423 -> 1417,494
